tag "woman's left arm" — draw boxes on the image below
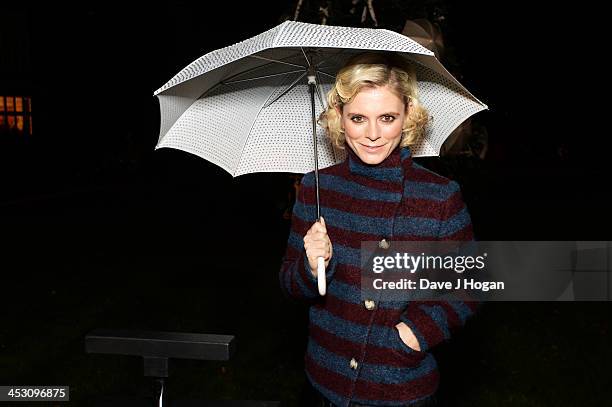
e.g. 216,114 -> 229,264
397,180 -> 481,352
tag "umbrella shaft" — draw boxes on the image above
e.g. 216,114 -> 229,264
309,82 -> 321,221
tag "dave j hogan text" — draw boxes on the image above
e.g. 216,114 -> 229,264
372,278 -> 505,292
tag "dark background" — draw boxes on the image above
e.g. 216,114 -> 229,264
1,1 -> 609,406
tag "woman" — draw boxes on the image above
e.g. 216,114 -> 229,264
279,51 -> 477,407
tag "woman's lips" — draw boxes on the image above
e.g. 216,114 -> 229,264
360,144 -> 384,152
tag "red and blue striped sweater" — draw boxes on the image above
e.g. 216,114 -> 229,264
279,143 -> 478,406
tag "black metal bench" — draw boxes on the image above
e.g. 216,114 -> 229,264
85,329 -> 280,406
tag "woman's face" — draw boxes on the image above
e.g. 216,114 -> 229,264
337,84 -> 409,165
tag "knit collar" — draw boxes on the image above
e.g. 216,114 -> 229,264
345,142 -> 412,183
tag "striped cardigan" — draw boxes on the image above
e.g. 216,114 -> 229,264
279,144 -> 478,406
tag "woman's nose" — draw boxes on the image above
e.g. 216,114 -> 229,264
366,125 -> 381,141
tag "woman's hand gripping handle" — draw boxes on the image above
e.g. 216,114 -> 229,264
303,216 -> 333,295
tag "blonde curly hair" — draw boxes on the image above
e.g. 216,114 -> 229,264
318,51 -> 429,150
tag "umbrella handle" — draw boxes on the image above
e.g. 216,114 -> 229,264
317,256 -> 326,296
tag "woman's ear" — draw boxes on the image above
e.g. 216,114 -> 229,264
334,103 -> 343,117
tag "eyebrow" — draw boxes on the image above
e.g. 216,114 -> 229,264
347,112 -> 401,116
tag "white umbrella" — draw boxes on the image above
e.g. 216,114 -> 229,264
153,20 -> 488,295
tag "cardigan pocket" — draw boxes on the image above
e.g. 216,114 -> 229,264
389,325 -> 426,362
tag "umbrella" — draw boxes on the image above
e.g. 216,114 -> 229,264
153,20 -> 488,296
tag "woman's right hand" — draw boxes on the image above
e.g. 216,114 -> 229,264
303,216 -> 333,276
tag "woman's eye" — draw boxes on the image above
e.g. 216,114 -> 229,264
350,116 -> 364,123
382,115 -> 395,122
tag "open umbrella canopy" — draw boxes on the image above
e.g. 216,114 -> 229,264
153,20 -> 488,177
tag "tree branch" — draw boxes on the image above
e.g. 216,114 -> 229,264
293,0 -> 304,21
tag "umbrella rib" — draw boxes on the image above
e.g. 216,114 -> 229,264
262,71 -> 308,109
249,55 -> 306,69
220,57 -> 302,84
222,69 -> 306,85
314,48 -> 346,67
300,47 -> 312,67
314,71 -> 326,109
317,70 -> 336,79
196,82 -> 222,100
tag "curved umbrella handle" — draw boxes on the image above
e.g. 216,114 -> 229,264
317,256 -> 326,296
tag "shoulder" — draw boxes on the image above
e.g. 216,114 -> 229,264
409,161 -> 461,198
408,163 -> 472,238
301,160 -> 346,187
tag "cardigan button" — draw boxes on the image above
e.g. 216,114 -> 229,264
378,238 -> 390,249
349,358 -> 358,370
364,299 -> 376,310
